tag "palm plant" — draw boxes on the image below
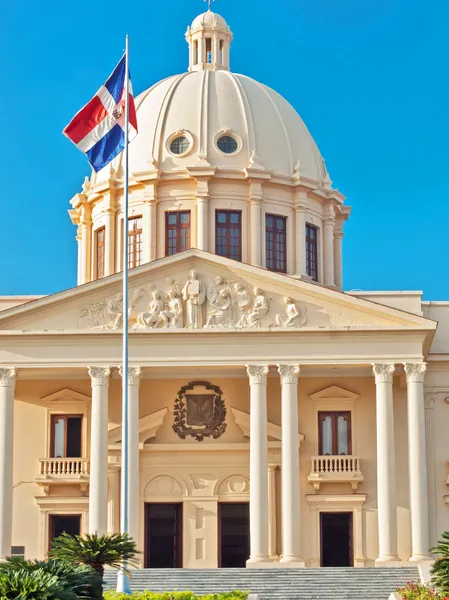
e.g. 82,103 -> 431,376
0,567 -> 74,600
432,531 -> 449,595
49,532 -> 139,597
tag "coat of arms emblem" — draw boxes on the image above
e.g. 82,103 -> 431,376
173,381 -> 227,441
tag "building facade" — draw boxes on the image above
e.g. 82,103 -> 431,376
1,8 -> 448,569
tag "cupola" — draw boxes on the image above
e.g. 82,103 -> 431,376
186,9 -> 233,71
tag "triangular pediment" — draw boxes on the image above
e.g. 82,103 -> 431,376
0,249 -> 436,334
308,385 -> 360,402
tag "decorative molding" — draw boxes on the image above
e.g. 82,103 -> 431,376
277,364 -> 300,384
118,366 -> 141,386
246,365 -> 269,385
218,475 -> 250,496
40,388 -> 90,404
372,363 -> 395,384
309,385 -> 360,403
35,496 -> 89,511
108,408 -> 169,444
424,392 -> 437,410
0,368 -> 17,387
88,367 -> 111,386
404,362 -> 427,383
230,407 -> 304,446
172,381 -> 226,442
306,493 -> 367,508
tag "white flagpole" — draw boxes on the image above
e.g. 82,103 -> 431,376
117,33 -> 132,595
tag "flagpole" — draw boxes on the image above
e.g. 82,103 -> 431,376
117,33 -> 132,595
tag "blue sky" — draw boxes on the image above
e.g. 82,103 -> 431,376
2,0 -> 448,299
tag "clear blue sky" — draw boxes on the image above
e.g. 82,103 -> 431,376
2,0 -> 448,299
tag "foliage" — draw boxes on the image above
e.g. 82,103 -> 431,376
432,531 -> 449,595
0,567 -> 75,600
397,581 -> 449,599
104,592 -> 249,600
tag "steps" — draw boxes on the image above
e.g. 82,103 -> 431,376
103,567 -> 419,600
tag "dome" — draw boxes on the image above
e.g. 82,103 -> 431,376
94,70 -> 327,183
191,10 -> 228,31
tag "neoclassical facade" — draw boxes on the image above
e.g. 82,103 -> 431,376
0,8 -> 448,570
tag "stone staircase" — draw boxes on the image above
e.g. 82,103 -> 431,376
103,567 -> 419,599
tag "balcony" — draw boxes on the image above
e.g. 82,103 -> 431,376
36,458 -> 90,494
308,455 -> 363,492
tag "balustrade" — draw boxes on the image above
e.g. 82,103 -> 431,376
38,458 -> 89,479
308,455 -> 363,491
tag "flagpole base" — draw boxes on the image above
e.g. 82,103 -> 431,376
116,570 -> 132,595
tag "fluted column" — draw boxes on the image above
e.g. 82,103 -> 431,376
108,466 -> 121,534
104,209 -> 116,276
246,365 -> 269,565
268,464 -> 278,559
0,368 -> 16,560
196,179 -> 209,251
143,183 -> 158,263
80,204 -> 92,284
278,364 -> 304,565
334,222 -> 343,289
323,212 -> 335,287
373,363 -> 400,564
294,204 -> 306,277
249,180 -> 263,267
120,367 -> 141,546
404,363 -> 432,561
88,367 -> 110,534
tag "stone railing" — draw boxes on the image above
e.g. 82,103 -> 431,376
38,458 -> 89,479
308,455 -> 363,492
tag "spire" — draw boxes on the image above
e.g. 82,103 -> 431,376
186,9 -> 233,72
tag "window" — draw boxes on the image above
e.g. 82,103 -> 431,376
50,415 -> 83,458
266,214 -> 287,273
49,515 -> 80,550
95,226 -> 105,279
318,412 -> 352,456
217,135 -> 238,154
170,136 -> 190,155
206,38 -> 212,63
215,210 -> 242,261
306,223 -> 318,281
166,211 -> 191,256
128,215 -> 143,269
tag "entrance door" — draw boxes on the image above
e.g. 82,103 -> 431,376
145,503 -> 182,568
320,512 -> 353,567
218,503 -> 250,568
49,514 -> 81,550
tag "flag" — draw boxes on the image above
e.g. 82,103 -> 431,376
63,54 -> 138,172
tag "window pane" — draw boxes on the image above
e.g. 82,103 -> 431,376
181,213 -> 189,224
217,212 -> 227,223
53,418 -> 65,457
230,212 -> 240,224
66,417 -> 82,457
337,416 -> 349,455
168,214 -> 177,225
321,416 -> 333,455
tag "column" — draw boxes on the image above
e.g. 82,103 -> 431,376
80,204 -> 92,284
294,205 -> 306,277
88,367 -> 110,534
404,363 -> 432,561
120,367 -> 141,546
198,37 -> 206,66
197,198 -> 208,251
143,183 -> 157,263
373,363 -> 400,563
424,392 -> 437,548
76,227 -> 83,286
334,222 -> 343,289
268,464 -> 278,559
249,180 -> 263,267
104,209 -> 116,276
212,35 -> 220,66
107,467 -> 121,534
246,365 -> 269,565
0,368 -> 16,560
323,214 -> 335,286
278,365 -> 304,565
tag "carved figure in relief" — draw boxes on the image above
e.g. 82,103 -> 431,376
107,292 -> 124,329
165,277 -> 182,301
234,283 -> 251,327
137,291 -> 168,329
207,276 -> 228,303
246,288 -> 269,328
275,297 -> 307,328
182,270 -> 206,329
165,289 -> 184,328
205,288 -> 232,328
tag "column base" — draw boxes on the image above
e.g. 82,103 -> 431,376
375,556 -> 402,567
246,557 -> 275,568
409,554 -> 433,563
279,556 -> 306,568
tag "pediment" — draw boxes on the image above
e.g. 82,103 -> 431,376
108,408 -> 169,444
41,388 -> 91,403
308,385 -> 360,402
0,249 -> 436,333
231,407 -> 305,445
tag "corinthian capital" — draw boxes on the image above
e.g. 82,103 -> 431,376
277,364 -> 300,384
0,368 -> 17,387
246,365 -> 269,385
372,363 -> 395,384
404,362 -> 427,383
88,367 -> 111,386
119,366 -> 141,386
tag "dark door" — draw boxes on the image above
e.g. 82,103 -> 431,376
218,503 -> 250,568
145,503 -> 182,568
49,515 -> 81,550
320,512 -> 353,567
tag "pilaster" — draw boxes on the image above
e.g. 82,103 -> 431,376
0,368 -> 16,560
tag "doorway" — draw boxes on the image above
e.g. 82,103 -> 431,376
320,512 -> 353,567
218,503 -> 250,567
145,503 -> 182,568
49,514 -> 81,550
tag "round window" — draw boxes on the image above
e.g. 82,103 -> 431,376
217,135 -> 238,154
170,136 -> 190,155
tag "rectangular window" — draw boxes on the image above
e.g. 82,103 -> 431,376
318,411 -> 352,456
306,223 -> 318,281
206,38 -> 212,64
165,211 -> 191,256
50,415 -> 83,458
265,214 -> 287,273
95,226 -> 105,279
128,215 -> 143,269
215,210 -> 242,262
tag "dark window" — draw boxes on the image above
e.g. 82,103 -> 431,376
145,503 -> 182,568
218,503 -> 250,568
49,515 -> 81,550
306,223 -> 318,281
215,210 -> 242,261
128,215 -> 143,269
217,135 -> 238,154
318,411 -> 352,456
50,415 -> 83,458
266,214 -> 287,273
165,211 -> 191,256
95,227 -> 105,280
206,38 -> 212,63
170,136 -> 190,155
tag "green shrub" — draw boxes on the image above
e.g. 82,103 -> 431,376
104,591 -> 249,600
432,531 -> 449,595
0,567 -> 74,600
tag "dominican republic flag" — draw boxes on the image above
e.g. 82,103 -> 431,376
63,54 -> 138,172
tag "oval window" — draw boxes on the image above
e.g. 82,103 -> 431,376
170,136 -> 190,155
217,135 -> 238,154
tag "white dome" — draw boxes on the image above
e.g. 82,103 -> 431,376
191,10 -> 228,31
95,70 -> 328,184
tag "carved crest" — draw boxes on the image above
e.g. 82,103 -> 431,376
173,381 -> 227,442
